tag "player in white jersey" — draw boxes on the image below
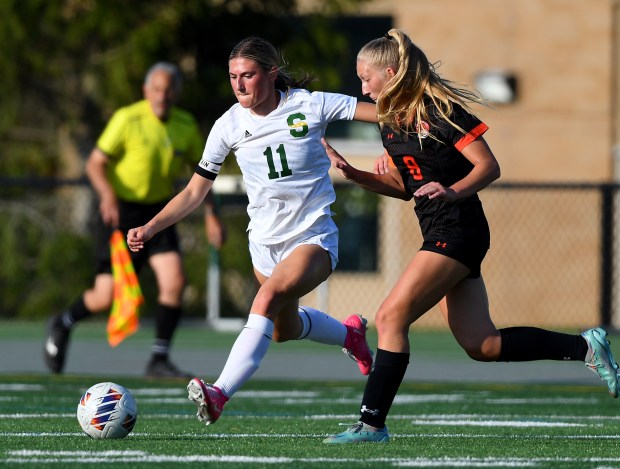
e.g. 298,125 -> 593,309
127,36 -> 378,426
203,88 -> 356,246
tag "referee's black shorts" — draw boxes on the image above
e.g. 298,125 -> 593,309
419,199 -> 490,278
95,200 -> 181,275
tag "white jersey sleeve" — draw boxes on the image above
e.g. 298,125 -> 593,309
197,89 -> 358,245
195,119 -> 233,180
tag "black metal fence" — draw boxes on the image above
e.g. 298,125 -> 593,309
0,177 -> 617,331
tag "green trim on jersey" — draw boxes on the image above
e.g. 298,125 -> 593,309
97,100 -> 203,203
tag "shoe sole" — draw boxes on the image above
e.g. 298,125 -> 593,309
187,379 -> 214,425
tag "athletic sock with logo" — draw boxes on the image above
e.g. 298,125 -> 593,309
358,348 -> 409,429
499,327 -> 588,361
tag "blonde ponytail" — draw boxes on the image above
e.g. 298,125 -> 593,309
359,29 -> 486,139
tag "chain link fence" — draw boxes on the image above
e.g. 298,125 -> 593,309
1,178 -> 617,331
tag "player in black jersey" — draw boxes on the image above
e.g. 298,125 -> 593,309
322,28 -> 620,444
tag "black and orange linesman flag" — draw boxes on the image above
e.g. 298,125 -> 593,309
107,229 -> 144,347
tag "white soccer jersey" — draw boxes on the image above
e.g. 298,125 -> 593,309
197,88 -> 357,244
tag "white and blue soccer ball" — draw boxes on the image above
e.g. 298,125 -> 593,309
77,382 -> 138,439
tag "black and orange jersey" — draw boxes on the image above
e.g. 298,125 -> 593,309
381,100 -> 488,199
381,100 -> 490,252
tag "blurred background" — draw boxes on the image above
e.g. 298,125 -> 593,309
2,0 -> 619,331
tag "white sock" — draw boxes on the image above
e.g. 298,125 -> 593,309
296,306 -> 347,346
214,313 -> 274,398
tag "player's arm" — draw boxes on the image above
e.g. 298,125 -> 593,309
352,101 -> 378,123
85,147 -> 119,227
127,173 -> 213,251
414,136 -> 500,201
322,139 -> 412,201
453,136 -> 500,196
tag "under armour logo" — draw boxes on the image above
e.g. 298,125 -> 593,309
361,405 -> 379,416
435,241 -> 447,248
244,130 -> 252,138
387,133 -> 394,139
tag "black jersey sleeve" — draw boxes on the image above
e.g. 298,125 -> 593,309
443,103 -> 489,152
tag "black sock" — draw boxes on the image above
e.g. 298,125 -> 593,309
62,297 -> 92,328
499,327 -> 588,362
359,348 -> 409,429
152,304 -> 182,359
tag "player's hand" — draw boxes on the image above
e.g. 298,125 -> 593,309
127,226 -> 153,252
373,152 -> 391,175
322,138 -> 354,180
414,182 -> 458,202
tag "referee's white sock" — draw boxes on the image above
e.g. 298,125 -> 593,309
214,313 -> 273,398
296,306 -> 347,346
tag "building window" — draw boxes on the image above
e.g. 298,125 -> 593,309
332,184 -> 379,272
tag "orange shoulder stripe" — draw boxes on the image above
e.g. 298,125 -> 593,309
454,122 -> 489,152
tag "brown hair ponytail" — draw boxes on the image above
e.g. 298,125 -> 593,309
229,37 -> 315,92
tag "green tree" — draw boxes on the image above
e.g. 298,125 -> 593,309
0,0 -> 370,177
0,0 -> 374,319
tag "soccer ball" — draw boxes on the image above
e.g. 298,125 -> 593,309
77,382 -> 138,439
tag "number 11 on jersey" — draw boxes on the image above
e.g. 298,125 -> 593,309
264,144 -> 293,179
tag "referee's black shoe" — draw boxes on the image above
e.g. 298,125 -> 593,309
145,356 -> 192,379
44,314 -> 71,373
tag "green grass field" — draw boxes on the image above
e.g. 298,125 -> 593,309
1,321 -> 620,467
1,374 -> 620,468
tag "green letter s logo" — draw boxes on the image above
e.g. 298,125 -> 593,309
287,113 -> 308,138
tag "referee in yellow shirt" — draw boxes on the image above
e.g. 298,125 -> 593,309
44,62 -> 225,377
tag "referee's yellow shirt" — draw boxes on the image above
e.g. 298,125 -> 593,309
97,100 -> 204,204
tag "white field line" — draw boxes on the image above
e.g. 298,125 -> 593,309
3,431 -> 620,440
2,386 -> 604,407
2,412 -> 618,423
409,419 -> 586,427
5,395 -> 599,406
6,451 -> 620,466
0,384 -> 43,391
5,385 -> 600,402
130,389 -> 320,398
316,413 -> 620,421
108,392 -> 611,406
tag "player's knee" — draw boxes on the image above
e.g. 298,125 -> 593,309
170,275 -> 186,295
270,311 -> 301,343
466,348 -> 493,362
160,277 -> 185,300
85,275 -> 115,311
84,290 -> 113,312
252,286 -> 285,312
463,336 -> 500,362
375,308 -> 407,337
272,329 -> 293,343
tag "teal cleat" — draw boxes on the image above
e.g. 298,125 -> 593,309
323,422 -> 390,444
582,327 -> 620,398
